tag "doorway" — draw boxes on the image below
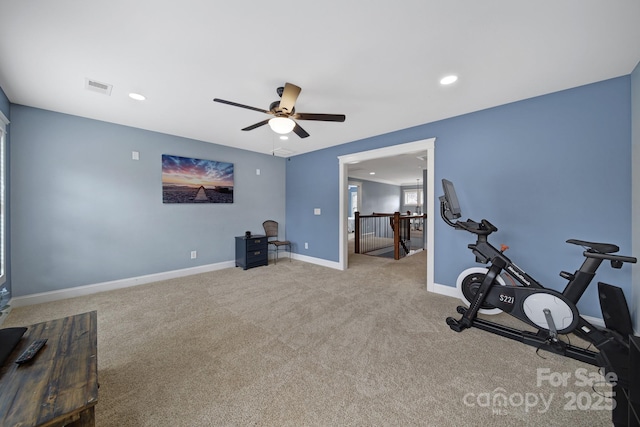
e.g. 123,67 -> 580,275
338,138 -> 436,292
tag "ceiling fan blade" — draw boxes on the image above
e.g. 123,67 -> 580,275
292,113 -> 346,122
213,98 -> 270,114
292,122 -> 310,138
278,83 -> 301,114
242,119 -> 270,131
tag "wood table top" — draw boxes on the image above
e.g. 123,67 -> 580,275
0,311 -> 98,427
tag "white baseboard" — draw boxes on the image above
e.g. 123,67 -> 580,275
290,252 -> 342,270
430,282 -> 461,299
581,314 -> 605,328
9,254 -> 338,310
10,260 -> 235,308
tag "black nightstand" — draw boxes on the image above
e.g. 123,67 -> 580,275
235,235 -> 268,270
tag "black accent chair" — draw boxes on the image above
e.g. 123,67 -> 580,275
262,220 -> 291,264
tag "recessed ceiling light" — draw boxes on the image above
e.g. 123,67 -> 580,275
369,172 -> 375,175
129,92 -> 146,101
440,75 -> 458,85
279,135 -> 289,140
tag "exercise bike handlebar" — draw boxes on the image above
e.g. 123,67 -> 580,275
439,191 -> 498,236
583,251 -> 637,264
455,218 -> 498,236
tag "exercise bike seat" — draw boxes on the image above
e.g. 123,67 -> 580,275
566,239 -> 619,254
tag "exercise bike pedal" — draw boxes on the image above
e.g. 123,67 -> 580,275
446,317 -> 464,332
456,305 -> 467,315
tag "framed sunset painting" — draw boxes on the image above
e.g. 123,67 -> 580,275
162,154 -> 234,204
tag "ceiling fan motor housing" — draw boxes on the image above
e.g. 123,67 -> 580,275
269,100 -> 294,116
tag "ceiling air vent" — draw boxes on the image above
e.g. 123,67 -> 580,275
271,148 -> 295,157
85,78 -> 113,96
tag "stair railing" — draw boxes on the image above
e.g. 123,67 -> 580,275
354,211 -> 417,259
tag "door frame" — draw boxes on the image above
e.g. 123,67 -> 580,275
338,137 -> 436,292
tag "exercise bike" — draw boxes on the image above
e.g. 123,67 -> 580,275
439,179 -> 637,425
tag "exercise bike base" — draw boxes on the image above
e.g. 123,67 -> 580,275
450,306 -> 600,366
446,316 -> 469,332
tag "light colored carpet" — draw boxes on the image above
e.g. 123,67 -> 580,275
3,252 -> 613,426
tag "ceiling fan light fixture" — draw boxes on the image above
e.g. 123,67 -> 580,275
269,117 -> 295,134
440,75 -> 458,85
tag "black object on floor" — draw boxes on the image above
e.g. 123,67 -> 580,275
0,327 -> 27,366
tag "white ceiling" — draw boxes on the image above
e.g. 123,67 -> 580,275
348,152 -> 427,186
1,1 -> 639,170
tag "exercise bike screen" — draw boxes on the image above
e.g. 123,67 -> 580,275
442,179 -> 462,219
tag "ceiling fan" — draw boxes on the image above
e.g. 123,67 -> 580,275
213,82 -> 345,138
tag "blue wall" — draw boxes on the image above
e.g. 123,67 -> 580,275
0,87 -> 9,117
286,77 -> 632,317
9,105 -> 286,296
358,179 -> 400,215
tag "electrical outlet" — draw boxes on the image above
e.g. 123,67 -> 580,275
190,250 -> 197,259
304,242 -> 309,249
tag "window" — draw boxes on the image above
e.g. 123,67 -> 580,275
404,189 -> 423,206
0,111 -> 7,286
348,183 -> 361,218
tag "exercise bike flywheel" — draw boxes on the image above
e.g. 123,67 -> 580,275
456,267 -> 507,315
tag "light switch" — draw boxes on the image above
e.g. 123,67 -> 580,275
314,208 -> 321,215
132,151 -> 140,160
256,169 -> 261,175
